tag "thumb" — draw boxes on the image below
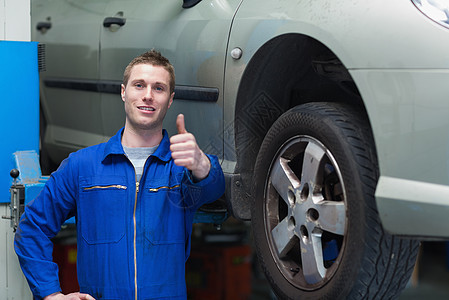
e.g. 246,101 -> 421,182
176,114 -> 187,134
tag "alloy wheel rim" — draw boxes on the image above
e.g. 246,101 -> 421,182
263,135 -> 347,289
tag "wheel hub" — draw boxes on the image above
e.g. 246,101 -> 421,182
265,136 -> 347,289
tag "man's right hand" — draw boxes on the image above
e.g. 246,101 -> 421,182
44,292 -> 96,300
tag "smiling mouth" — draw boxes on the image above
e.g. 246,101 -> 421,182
138,106 -> 155,111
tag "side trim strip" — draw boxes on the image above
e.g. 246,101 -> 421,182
45,77 -> 120,94
44,77 -> 219,102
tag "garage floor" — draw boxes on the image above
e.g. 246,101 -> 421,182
250,242 -> 449,299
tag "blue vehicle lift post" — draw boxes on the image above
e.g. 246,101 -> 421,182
0,39 -> 38,299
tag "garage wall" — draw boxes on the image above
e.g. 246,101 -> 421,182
0,0 -> 30,41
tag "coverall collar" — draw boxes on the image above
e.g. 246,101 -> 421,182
102,127 -> 172,163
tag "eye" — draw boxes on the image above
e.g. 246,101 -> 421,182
154,86 -> 164,92
134,82 -> 144,89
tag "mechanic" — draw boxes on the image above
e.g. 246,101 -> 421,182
14,50 -> 225,300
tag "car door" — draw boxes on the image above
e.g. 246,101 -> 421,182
32,0 -> 109,163
99,0 -> 242,160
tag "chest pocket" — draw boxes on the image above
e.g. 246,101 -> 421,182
79,176 -> 127,244
143,179 -> 185,245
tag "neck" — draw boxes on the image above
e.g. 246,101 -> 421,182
121,124 -> 163,148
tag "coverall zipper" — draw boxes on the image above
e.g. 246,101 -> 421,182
148,185 -> 180,192
128,154 -> 152,300
83,185 -> 127,191
134,181 -> 139,300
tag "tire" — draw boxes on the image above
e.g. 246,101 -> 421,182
251,102 -> 419,299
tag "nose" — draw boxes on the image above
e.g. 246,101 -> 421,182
143,86 -> 153,101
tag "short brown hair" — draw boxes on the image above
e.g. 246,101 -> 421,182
123,49 -> 175,93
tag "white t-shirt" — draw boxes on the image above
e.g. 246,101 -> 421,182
123,145 -> 159,182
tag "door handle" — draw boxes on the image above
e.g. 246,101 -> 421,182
103,17 -> 126,28
36,21 -> 52,32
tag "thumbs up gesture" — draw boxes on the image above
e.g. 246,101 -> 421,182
170,114 -> 211,181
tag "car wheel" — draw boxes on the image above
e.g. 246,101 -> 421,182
251,102 -> 419,299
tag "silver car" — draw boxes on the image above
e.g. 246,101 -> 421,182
32,0 -> 449,298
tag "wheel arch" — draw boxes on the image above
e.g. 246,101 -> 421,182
231,33 -> 374,220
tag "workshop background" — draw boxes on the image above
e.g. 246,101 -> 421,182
2,0 -> 449,299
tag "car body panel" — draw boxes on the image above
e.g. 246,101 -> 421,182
353,69 -> 449,237
376,176 -> 449,237
32,0 -> 109,162
228,0 -> 449,70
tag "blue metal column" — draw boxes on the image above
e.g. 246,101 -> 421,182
0,41 -> 39,203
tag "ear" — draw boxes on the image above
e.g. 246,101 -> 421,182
168,92 -> 175,108
121,84 -> 126,102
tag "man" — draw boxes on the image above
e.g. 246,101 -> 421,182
14,50 -> 225,300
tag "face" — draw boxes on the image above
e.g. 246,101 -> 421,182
121,64 -> 174,133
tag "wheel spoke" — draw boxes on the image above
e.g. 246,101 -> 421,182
301,142 -> 326,187
316,201 -> 346,235
271,217 -> 296,258
300,229 -> 326,284
271,157 -> 300,206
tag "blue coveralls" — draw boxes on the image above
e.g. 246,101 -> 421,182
14,128 -> 225,299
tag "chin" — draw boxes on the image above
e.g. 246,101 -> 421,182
136,122 -> 162,132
